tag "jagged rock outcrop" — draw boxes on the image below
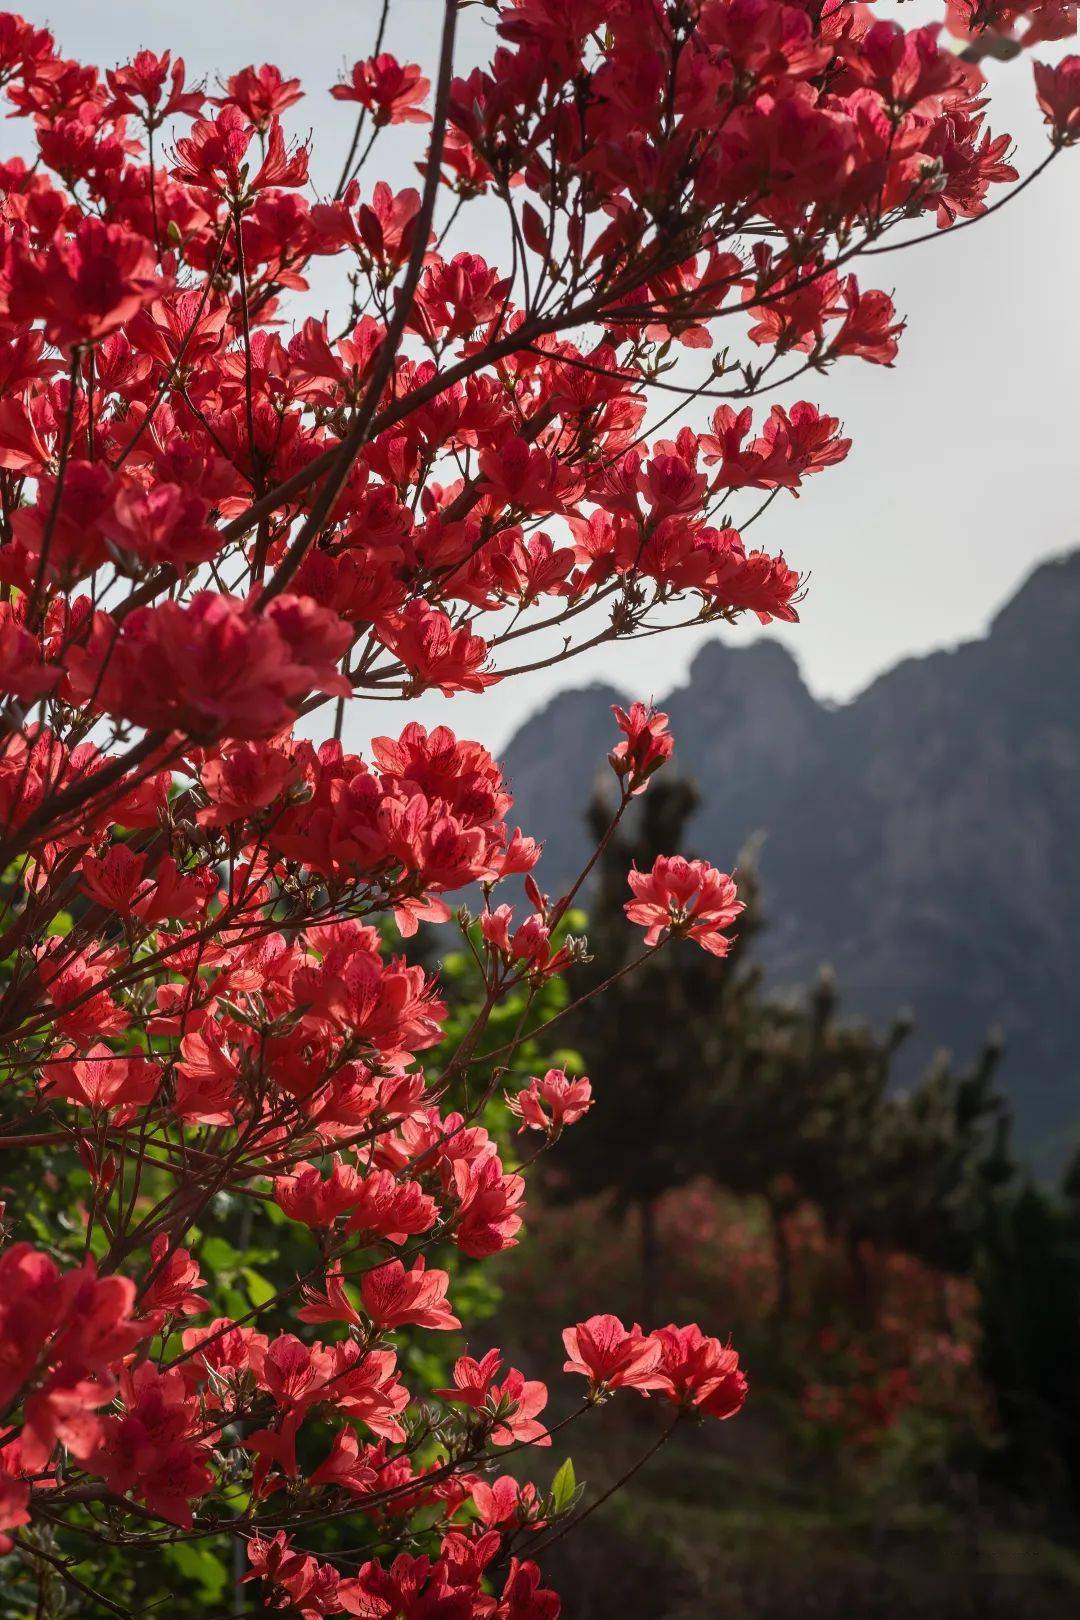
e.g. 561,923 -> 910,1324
502,553 -> 1080,1165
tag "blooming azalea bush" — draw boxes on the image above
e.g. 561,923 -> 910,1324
0,0 -> 1075,1612
502,1182 -> 987,1455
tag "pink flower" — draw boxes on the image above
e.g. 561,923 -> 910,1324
508,1069 -> 593,1138
172,105 -> 308,195
360,1258 -> 460,1332
297,1263 -> 364,1329
89,1362 -> 213,1528
0,601 -> 58,702
273,1156 -> 366,1228
66,592 -> 350,741
480,906 -> 574,980
562,1314 -> 665,1395
625,855 -> 743,955
380,601 -> 498,697
471,1474 -> 545,1529
609,703 -> 674,795
436,1348 -> 549,1446
0,1444 -> 30,1556
105,49 -> 204,124
651,1324 -> 749,1420
309,1427 -> 379,1496
330,55 -> 430,126
41,1044 -> 160,1121
1034,56 -> 1080,146
5,218 -> 164,351
214,63 -> 303,130
452,1154 -> 525,1257
141,1234 -> 206,1320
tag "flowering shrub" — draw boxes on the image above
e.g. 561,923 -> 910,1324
503,1182 -> 987,1454
0,0 -> 1074,1612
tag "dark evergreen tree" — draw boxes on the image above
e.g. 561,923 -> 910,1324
976,1169 -> 1080,1496
556,779 -> 1016,1325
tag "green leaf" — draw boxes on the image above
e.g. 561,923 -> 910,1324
243,1266 -> 276,1307
222,1287 -> 249,1320
164,1542 -> 228,1604
551,1456 -> 577,1513
200,1235 -> 240,1273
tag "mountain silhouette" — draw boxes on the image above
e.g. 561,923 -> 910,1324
501,552 -> 1080,1167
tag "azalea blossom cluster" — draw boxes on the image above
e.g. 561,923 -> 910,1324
0,0 -> 1073,1612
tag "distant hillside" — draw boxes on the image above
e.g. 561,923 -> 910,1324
502,553 -> 1080,1166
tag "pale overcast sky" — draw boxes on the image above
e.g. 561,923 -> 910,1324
33,0 -> 1080,750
